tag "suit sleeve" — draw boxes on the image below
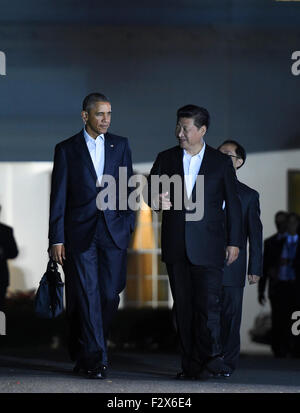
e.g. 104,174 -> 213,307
258,239 -> 269,296
247,191 -> 263,276
48,144 -> 68,245
121,138 -> 136,232
223,157 -> 243,247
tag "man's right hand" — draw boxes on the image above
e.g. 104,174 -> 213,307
50,244 -> 66,266
152,192 -> 172,210
157,192 -> 172,210
225,246 -> 239,266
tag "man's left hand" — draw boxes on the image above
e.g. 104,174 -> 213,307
225,246 -> 239,265
248,274 -> 260,285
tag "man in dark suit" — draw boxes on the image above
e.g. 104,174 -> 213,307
0,205 -> 19,311
258,211 -> 288,308
145,105 -> 242,379
259,212 -> 300,357
49,93 -> 135,379
218,140 -> 263,376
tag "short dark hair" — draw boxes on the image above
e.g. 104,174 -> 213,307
82,93 -> 110,112
275,210 -> 288,220
287,212 -> 299,222
177,105 -> 210,130
218,139 -> 246,169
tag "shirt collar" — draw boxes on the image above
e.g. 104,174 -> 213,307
184,141 -> 206,158
83,128 -> 105,144
287,234 -> 299,243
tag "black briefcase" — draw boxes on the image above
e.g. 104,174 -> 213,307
35,258 -> 64,319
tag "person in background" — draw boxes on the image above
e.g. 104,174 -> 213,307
259,212 -> 300,357
218,140 -> 263,376
0,205 -> 19,311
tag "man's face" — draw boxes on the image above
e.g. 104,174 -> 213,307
81,101 -> 111,136
287,215 -> 299,235
275,214 -> 288,234
175,117 -> 206,152
219,143 -> 243,170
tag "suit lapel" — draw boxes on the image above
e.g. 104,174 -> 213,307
173,146 -> 184,177
189,143 -> 211,200
173,146 -> 187,201
74,130 -> 98,182
198,144 -> 213,176
103,133 -> 117,177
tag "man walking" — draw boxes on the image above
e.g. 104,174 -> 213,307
49,93 -> 135,379
145,105 -> 242,379
218,140 -> 263,376
259,212 -> 300,357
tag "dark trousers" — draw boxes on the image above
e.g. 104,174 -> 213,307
63,213 -> 127,369
220,286 -> 244,372
0,283 -> 7,312
167,258 -> 223,375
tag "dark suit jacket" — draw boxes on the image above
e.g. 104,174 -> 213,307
259,234 -> 300,298
49,130 -> 135,252
0,223 -> 19,287
223,181 -> 263,287
146,144 -> 242,267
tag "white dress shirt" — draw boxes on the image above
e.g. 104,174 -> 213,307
84,128 -> 105,185
183,142 -> 206,198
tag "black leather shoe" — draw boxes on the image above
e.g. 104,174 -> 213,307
73,362 -> 87,375
205,356 -> 232,376
205,356 -> 224,372
175,371 -> 196,380
100,364 -> 108,379
195,368 -> 216,380
87,364 -> 108,380
220,372 -> 231,378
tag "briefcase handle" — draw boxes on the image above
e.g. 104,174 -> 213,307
47,257 -> 58,273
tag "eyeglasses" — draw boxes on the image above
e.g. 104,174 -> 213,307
223,152 -> 241,159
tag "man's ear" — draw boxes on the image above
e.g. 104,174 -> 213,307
237,158 -> 244,169
81,110 -> 88,124
200,125 -> 207,137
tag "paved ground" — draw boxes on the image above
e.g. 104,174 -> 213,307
1,346 -> 300,394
